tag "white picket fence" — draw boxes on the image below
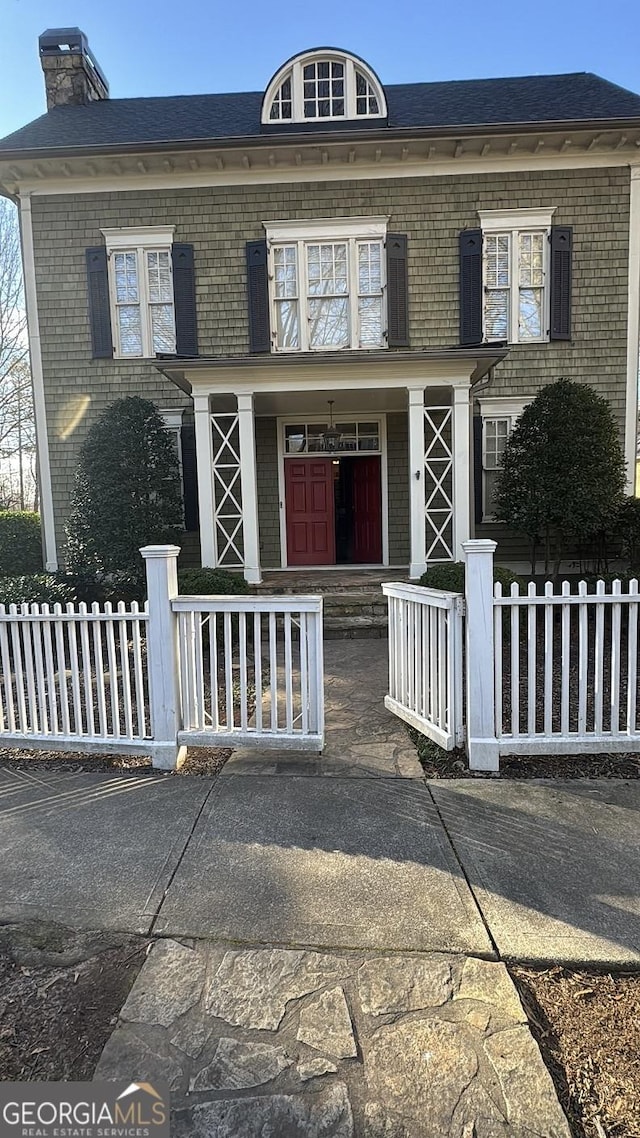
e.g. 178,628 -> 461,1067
0,546 -> 325,767
0,600 -> 151,753
174,595 -> 324,751
385,539 -> 640,771
383,582 -> 464,750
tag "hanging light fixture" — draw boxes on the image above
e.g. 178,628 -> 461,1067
320,400 -> 342,453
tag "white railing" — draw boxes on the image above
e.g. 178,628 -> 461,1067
494,578 -> 640,753
383,582 -> 464,750
173,595 -> 324,751
0,600 -> 151,753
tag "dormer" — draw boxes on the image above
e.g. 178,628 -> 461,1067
261,48 -> 387,126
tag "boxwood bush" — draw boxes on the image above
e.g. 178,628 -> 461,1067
0,574 -> 77,607
0,511 -> 42,576
177,567 -> 250,596
419,562 -> 524,593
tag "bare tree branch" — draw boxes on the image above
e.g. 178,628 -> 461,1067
0,198 -> 36,510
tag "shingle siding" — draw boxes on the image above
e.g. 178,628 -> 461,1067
31,165 -> 631,560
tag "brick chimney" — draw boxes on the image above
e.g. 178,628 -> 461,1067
39,28 -> 109,109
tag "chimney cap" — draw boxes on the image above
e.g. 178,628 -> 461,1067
38,27 -> 109,95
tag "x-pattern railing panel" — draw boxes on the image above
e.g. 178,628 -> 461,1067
211,413 -> 244,567
423,406 -> 454,562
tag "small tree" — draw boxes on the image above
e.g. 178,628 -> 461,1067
66,397 -> 183,574
494,379 -> 626,575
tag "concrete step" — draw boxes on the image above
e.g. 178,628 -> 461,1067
323,614 -> 388,640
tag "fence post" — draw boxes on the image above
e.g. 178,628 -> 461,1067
462,539 -> 501,772
141,545 -> 186,770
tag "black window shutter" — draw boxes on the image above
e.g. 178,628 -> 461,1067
246,240 -> 270,353
473,415 -> 484,526
549,226 -> 572,341
172,244 -> 199,356
459,229 -> 483,346
386,233 -> 409,347
180,421 -> 199,532
85,247 -> 113,358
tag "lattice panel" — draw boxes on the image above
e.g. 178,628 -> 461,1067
211,413 -> 244,567
423,406 -> 454,562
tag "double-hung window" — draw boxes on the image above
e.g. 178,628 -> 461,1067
265,218 -> 388,352
479,209 -> 555,345
102,227 -> 176,358
478,399 -> 529,521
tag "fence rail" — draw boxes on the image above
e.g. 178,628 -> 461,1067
173,594 -> 324,751
0,600 -> 151,752
383,582 -> 464,750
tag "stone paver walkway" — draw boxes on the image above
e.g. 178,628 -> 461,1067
222,639 -> 424,778
96,939 -> 571,1138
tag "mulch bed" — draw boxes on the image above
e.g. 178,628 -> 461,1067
409,729 -> 640,778
0,922 -> 148,1081
510,966 -> 640,1138
0,745 -> 232,776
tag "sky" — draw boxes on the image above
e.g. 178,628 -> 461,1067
0,0 -> 639,139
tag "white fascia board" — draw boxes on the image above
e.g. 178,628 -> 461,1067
100,224 -> 176,248
478,206 -> 556,231
264,216 -> 389,242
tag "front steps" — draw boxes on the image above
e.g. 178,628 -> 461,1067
255,571 -> 408,639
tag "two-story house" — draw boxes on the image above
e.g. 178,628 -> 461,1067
1,29 -> 640,582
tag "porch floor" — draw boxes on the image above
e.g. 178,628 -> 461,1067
255,567 -> 409,594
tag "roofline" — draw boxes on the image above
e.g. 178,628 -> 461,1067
2,115 -> 640,162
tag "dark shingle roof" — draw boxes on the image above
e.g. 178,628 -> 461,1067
1,71 -> 640,156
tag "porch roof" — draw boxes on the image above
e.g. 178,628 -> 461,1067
156,346 -> 508,396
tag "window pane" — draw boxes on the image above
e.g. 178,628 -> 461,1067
484,419 -> 510,468
484,468 -> 500,516
151,304 -> 176,353
118,305 -> 142,355
485,291 -> 509,339
147,250 -> 172,302
307,243 -> 348,296
307,424 -> 328,451
358,296 -> 383,346
519,232 -> 545,287
485,234 -> 510,288
114,251 -> 139,302
357,422 -> 379,451
308,297 -> 349,348
335,423 -> 357,451
519,288 -> 543,340
358,242 -> 382,294
275,299 -> 299,349
285,425 -> 306,453
274,246 -> 298,298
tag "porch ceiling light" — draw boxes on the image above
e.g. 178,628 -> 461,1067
320,400 -> 342,452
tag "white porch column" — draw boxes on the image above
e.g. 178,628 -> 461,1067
452,381 -> 472,560
407,386 -> 426,580
237,392 -> 262,585
193,392 -> 216,567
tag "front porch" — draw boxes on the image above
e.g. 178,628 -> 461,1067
158,348 -> 505,583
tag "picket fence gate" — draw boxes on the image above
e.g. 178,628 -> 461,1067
0,546 -> 324,768
384,540 -> 640,771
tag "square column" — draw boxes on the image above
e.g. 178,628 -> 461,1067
193,392 -> 216,567
237,392 -> 262,584
452,382 -> 472,560
407,386 -> 426,580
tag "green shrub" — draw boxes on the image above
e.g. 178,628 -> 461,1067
0,574 -> 77,607
419,562 -> 524,593
0,512 -> 42,576
616,496 -> 640,570
178,567 -> 250,596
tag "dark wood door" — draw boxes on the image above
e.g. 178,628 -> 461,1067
285,459 -> 336,566
351,456 -> 382,563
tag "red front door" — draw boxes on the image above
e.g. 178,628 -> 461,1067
285,459 -> 336,566
351,456 -> 382,563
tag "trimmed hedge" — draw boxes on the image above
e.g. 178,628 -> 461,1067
0,512 -> 42,576
419,562 -> 524,593
0,574 -> 77,607
178,567 -> 250,596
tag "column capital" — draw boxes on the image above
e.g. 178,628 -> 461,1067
237,392 -> 255,413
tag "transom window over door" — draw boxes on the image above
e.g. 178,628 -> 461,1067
266,218 -> 388,352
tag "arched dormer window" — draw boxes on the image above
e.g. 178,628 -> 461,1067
262,49 -> 387,125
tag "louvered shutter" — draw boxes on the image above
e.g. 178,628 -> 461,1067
386,233 -> 409,347
85,247 -> 113,358
473,415 -> 484,525
459,230 -> 483,346
180,421 -> 199,531
549,226 -> 572,341
246,239 -> 270,353
172,244 -> 198,356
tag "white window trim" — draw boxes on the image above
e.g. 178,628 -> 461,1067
262,51 -> 387,125
264,217 -> 389,354
478,208 -> 556,346
101,226 -> 176,359
477,397 -> 530,522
